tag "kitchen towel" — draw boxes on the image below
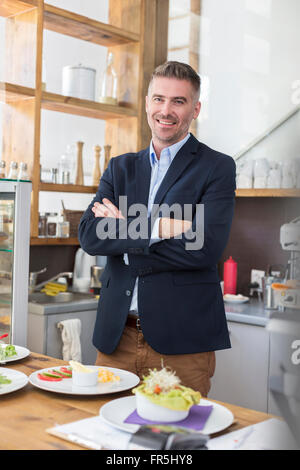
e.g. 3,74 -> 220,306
57,318 -> 82,362
124,405 -> 213,431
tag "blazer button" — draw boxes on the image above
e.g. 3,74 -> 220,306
125,290 -> 132,297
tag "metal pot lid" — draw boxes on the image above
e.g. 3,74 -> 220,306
63,64 -> 96,72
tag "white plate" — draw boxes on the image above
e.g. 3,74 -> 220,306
223,295 -> 249,304
99,396 -> 234,435
0,367 -> 28,395
29,365 -> 140,396
0,345 -> 30,364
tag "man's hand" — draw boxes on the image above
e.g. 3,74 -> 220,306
159,217 -> 192,239
92,198 -> 125,219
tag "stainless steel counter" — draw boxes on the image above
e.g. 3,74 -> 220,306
28,291 -> 274,326
28,292 -> 98,315
225,297 -> 272,327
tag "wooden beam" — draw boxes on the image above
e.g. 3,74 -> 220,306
31,0 -> 44,238
189,0 -> 201,136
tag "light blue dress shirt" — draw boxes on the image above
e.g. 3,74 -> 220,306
126,133 -> 191,313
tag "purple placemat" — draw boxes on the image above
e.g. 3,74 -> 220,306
124,405 -> 213,431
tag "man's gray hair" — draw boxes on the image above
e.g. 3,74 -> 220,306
148,61 -> 201,100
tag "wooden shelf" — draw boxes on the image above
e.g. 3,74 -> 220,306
30,236 -> 79,246
0,2 -> 140,47
0,0 -> 36,17
43,3 -> 140,46
41,90 -> 137,120
39,182 -> 97,194
0,82 -> 35,103
236,188 -> 300,197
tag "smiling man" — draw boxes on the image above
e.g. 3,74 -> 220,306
79,61 -> 236,397
146,72 -> 201,154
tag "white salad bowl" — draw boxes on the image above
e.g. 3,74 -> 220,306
135,390 -> 189,423
72,368 -> 98,387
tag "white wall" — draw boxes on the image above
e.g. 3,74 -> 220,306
168,0 -> 300,171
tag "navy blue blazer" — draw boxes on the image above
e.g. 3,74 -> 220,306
78,134 -> 236,355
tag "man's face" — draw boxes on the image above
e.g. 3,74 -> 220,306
145,77 -> 201,147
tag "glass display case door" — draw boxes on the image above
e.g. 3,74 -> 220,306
0,181 -> 31,346
0,193 -> 14,343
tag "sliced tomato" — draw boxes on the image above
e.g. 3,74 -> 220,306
60,367 -> 72,376
37,373 -> 62,382
49,369 -> 69,378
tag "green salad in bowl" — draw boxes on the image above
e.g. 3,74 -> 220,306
132,366 -> 201,422
0,344 -> 17,361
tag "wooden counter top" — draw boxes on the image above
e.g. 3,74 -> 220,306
0,352 -> 273,450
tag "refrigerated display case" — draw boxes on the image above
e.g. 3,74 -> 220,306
0,180 -> 31,346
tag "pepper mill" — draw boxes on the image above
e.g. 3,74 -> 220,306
104,145 -> 111,172
92,145 -> 101,186
75,141 -> 84,185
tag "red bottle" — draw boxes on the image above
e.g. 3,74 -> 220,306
223,256 -> 237,295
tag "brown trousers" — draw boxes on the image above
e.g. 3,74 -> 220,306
95,325 -> 216,397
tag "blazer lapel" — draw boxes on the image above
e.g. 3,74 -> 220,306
153,134 -> 200,206
135,148 -> 152,207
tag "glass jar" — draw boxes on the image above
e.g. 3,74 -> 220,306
38,213 -> 47,237
58,151 -> 72,184
18,162 -> 30,181
0,161 -> 6,179
8,161 -> 18,179
51,168 -> 58,184
57,215 -> 70,238
46,212 -> 58,238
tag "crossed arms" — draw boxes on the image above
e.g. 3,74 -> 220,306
78,156 -> 236,275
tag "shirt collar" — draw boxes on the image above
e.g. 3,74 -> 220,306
149,133 -> 191,167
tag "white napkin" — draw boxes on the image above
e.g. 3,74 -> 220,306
57,318 -> 82,362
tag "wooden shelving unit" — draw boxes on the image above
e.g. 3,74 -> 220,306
30,236 -> 79,245
41,91 -> 137,120
0,82 -> 35,102
236,188 -> 300,197
42,3 -> 140,46
0,0 -> 36,17
39,182 -> 97,194
0,0 -> 169,245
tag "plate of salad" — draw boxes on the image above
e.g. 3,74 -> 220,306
0,367 -> 28,395
0,344 -> 30,364
29,362 -> 140,395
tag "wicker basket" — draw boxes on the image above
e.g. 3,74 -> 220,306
63,209 -> 84,238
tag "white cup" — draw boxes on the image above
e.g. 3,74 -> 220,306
72,368 -> 98,387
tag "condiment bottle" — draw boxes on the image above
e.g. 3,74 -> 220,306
8,161 -> 18,179
46,212 -> 58,238
38,213 -> 47,237
57,213 -> 70,238
104,145 -> 111,172
99,52 -> 118,105
92,145 -> 101,186
223,256 -> 237,295
75,141 -> 84,185
18,162 -> 30,181
0,161 -> 6,179
51,168 -> 58,184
